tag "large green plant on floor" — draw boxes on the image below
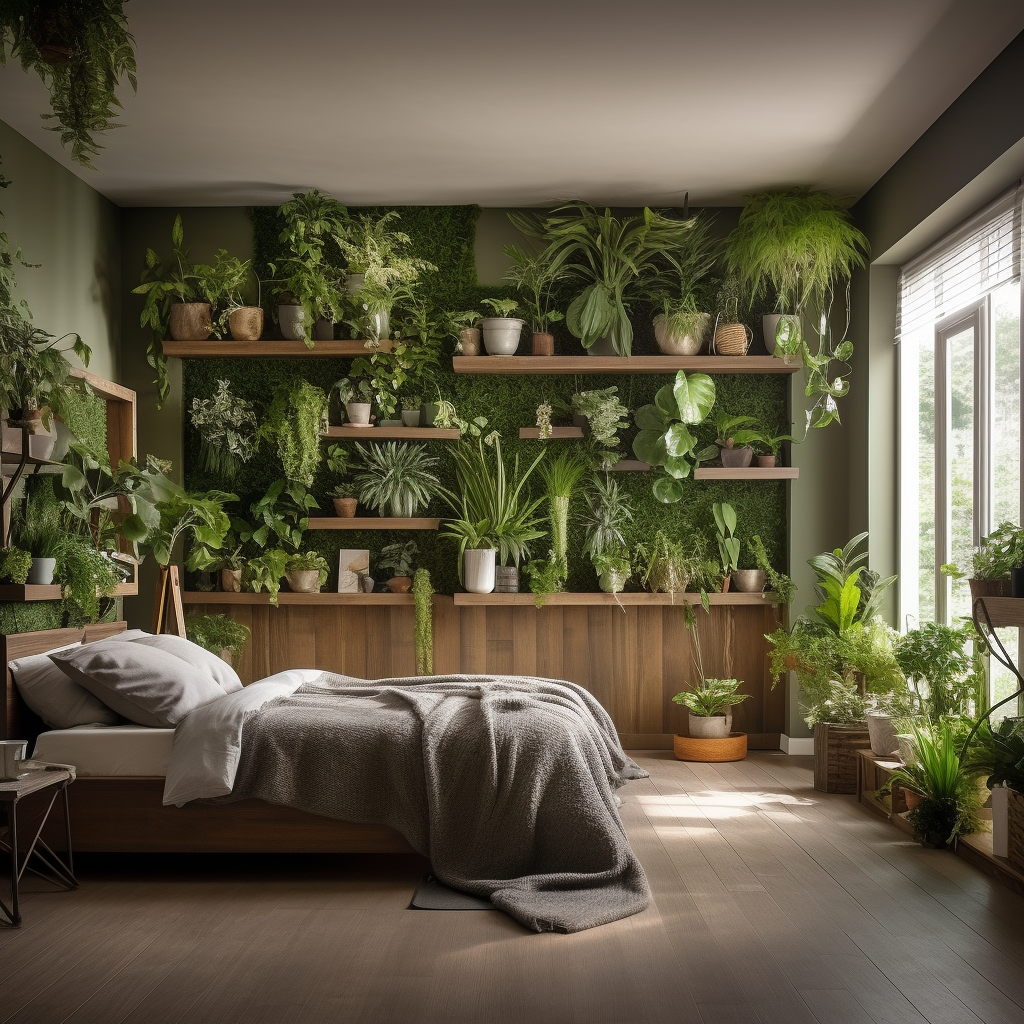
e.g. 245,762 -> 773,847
512,202 -> 697,355
724,187 -> 870,429
263,380 -> 327,487
0,0 -> 136,167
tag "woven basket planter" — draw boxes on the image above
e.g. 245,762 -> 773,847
674,732 -> 747,762
712,322 -> 751,356
333,498 -> 358,518
813,722 -> 870,793
1007,787 -> 1024,873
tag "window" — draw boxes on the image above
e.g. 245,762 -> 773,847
898,185 -> 1022,712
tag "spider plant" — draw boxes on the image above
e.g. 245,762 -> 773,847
440,435 -> 546,575
580,474 -> 633,559
353,442 -> 440,518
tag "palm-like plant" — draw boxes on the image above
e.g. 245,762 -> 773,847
581,475 -> 633,558
440,435 -> 546,573
502,244 -> 565,333
353,442 -> 440,518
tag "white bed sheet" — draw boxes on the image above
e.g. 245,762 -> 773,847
33,724 -> 175,777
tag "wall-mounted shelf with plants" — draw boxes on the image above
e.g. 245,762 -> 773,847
452,592 -> 779,606
163,339 -> 393,358
307,517 -> 440,531
453,355 -> 800,375
322,427 -> 460,440
182,591 -> 426,606
694,467 -> 799,480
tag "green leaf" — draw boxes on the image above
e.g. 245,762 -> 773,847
654,385 -> 677,419
61,464 -> 87,492
120,514 -> 149,543
662,454 -> 693,479
633,429 -> 668,467
634,404 -> 666,431
673,372 -> 716,423
653,476 -> 685,503
665,422 -> 695,458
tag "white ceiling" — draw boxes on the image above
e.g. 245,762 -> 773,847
0,0 -> 1022,208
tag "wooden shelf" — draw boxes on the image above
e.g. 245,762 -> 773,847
307,517 -> 440,530
453,591 -> 779,606
182,591 -> 417,606
163,339 -> 392,358
0,581 -> 138,601
322,427 -> 459,440
974,597 -> 1024,629
519,426 -> 584,439
453,355 -> 800,375
694,467 -> 799,480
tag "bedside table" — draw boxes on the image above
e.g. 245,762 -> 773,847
0,768 -> 78,927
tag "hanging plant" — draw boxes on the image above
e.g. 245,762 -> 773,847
0,0 -> 137,168
264,380 -> 327,487
189,380 -> 259,484
413,567 -> 433,675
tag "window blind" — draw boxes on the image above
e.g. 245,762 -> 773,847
896,182 -> 1023,341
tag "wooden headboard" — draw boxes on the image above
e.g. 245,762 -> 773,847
2,621 -> 127,741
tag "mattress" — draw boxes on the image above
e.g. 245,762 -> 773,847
32,724 -> 175,777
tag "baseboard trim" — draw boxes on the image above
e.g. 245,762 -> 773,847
780,735 -> 815,755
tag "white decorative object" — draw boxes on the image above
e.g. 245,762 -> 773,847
338,549 -> 370,593
28,557 -> 56,585
481,318 -> 524,355
463,548 -> 496,594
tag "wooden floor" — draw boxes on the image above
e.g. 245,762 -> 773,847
3,752 -> 1024,1024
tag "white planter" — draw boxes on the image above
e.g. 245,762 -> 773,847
346,402 -> 371,425
463,548 -> 496,594
763,313 -> 799,361
28,557 -> 56,585
688,712 -> 733,738
481,318 -> 524,355
278,304 -> 306,340
653,313 -> 707,355
866,711 -> 900,757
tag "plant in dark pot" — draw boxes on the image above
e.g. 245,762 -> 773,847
711,409 -> 760,469
379,540 -> 418,593
401,395 -> 422,428
502,244 -> 565,355
267,189 -> 350,345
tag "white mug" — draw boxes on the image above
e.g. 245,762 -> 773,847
0,740 -> 28,781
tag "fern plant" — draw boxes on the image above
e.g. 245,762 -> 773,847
354,442 -> 439,518
185,613 -> 251,664
264,380 -> 327,487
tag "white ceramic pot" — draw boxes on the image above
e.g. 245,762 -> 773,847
346,402 -> 371,425
688,712 -> 732,738
653,313 -> 707,355
28,557 -> 56,585
286,569 -> 321,594
731,569 -> 766,593
463,548 -> 496,594
481,317 -> 524,355
599,567 -> 628,594
867,712 -> 900,757
278,304 -> 306,341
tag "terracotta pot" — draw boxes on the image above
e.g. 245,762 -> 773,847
220,568 -> 242,593
673,732 -> 747,763
387,576 -> 412,593
333,498 -> 358,518
721,575 -> 731,593
756,454 -> 776,468
532,332 -> 555,356
286,569 -> 321,594
228,307 -> 263,341
903,788 -> 922,812
169,302 -> 212,341
459,327 -> 481,356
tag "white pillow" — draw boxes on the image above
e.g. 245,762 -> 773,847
129,634 -> 242,694
10,641 -> 123,729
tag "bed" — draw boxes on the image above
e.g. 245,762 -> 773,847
2,623 -> 414,854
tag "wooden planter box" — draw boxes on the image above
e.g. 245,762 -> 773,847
1008,787 -> 1024,873
813,722 -> 870,794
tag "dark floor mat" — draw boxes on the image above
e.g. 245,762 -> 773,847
409,874 -> 494,911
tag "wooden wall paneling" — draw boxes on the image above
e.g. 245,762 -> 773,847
341,605 -> 369,678
459,606 -> 487,673
387,606 -> 416,676
510,606 -> 538,678
431,596 -> 460,674
535,606 -> 564,680
560,606 -> 592,690
229,604 -> 254,683
484,605 -> 514,675
636,606 -> 665,737
311,604 -> 344,675
762,605 -> 787,735
580,607 -> 616,722
661,607 -> 694,738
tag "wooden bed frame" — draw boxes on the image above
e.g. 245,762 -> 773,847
2,623 -> 413,853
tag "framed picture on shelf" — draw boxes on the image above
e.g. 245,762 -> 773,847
338,549 -> 369,593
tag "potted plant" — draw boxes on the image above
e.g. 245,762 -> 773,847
539,452 -> 586,591
0,546 -> 32,585
632,370 -> 717,503
887,721 -> 982,849
263,380 -> 328,487
512,203 -> 696,356
324,444 -> 357,517
713,502 -> 739,592
243,480 -> 318,554
749,429 -> 795,468
15,479 -> 64,584
749,535 -> 796,605
502,245 -> 565,355
943,521 -> 1024,602
711,277 -> 751,356
401,395 -> 422,428
581,475 -> 634,594
189,380 -> 259,485
245,548 -> 290,607
333,376 -> 373,427
446,310 -> 482,356
647,213 -> 717,355
711,409 -> 760,468
266,189 -> 350,344
965,718 -> 1024,870
0,1 -> 136,168
672,677 -> 752,738
634,531 -> 712,602
379,540 -> 418,593
570,387 -> 630,470
207,253 -> 263,342
353,441 -> 440,518
186,613 -> 251,667
479,297 -> 525,356
441,434 -> 546,594
339,211 -> 436,342
284,550 -> 329,595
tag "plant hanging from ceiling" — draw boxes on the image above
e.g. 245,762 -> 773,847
0,0 -> 137,168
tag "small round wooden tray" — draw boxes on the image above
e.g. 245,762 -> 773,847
673,732 -> 747,762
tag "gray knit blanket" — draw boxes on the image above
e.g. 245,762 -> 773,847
223,672 -> 651,933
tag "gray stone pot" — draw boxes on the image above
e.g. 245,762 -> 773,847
867,712 -> 900,757
720,445 -> 754,468
688,711 -> 733,738
278,304 -> 305,341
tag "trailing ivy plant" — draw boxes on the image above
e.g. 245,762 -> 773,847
0,0 -> 137,167
263,380 -> 327,487
571,387 -> 630,469
413,567 -> 433,675
243,479 -> 317,554
632,370 -> 717,502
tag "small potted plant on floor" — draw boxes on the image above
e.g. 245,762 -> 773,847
285,550 -> 329,594
353,441 -> 440,518
480,298 -> 525,356
379,540 -> 418,593
672,677 -> 751,738
502,245 -> 565,355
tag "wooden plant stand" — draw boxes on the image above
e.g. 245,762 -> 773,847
673,732 -> 747,762
814,722 -> 870,793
